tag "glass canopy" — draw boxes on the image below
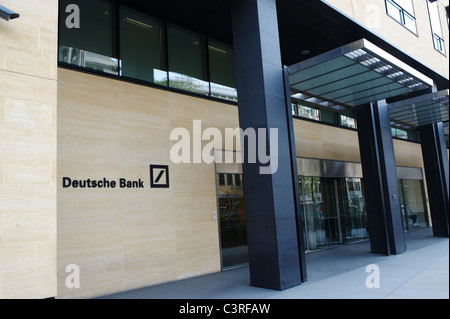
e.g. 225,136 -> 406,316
388,89 -> 449,128
288,39 -> 449,140
288,39 -> 434,109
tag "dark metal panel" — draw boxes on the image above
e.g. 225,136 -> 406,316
283,66 -> 307,283
355,101 -> 407,255
231,0 -> 302,290
419,123 -> 450,237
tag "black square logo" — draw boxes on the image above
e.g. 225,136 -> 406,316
150,165 -> 169,188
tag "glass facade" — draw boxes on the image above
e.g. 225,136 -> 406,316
119,7 -> 166,84
391,127 -> 419,141
215,158 -> 430,268
296,103 -> 321,121
291,100 -> 360,131
209,40 -> 238,101
58,0 -> 237,102
340,109 -> 357,129
167,25 -> 209,95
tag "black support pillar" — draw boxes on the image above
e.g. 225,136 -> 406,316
355,101 -> 407,255
231,0 -> 304,290
419,123 -> 449,237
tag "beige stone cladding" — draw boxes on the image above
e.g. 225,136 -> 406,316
324,0 -> 449,79
0,0 -> 58,299
56,68 -> 240,298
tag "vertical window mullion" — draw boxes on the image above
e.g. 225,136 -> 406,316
164,20 -> 170,87
205,37 -> 212,97
113,2 -> 120,76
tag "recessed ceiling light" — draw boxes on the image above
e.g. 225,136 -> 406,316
301,50 -> 310,55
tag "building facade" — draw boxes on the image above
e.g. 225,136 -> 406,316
0,0 -> 448,299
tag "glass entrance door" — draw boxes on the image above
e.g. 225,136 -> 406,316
338,178 -> 369,243
300,176 -> 369,251
216,173 -> 248,269
398,179 -> 429,231
301,177 -> 341,250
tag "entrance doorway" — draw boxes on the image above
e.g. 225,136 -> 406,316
398,179 -> 429,231
300,176 -> 369,251
216,173 -> 248,270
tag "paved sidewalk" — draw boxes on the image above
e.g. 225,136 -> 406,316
100,229 -> 449,299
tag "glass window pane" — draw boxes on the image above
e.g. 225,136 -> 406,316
226,174 -> 234,186
119,7 -> 166,85
403,11 -> 417,33
340,115 -> 356,129
209,39 -> 237,101
396,128 -> 408,139
291,102 -> 298,116
395,0 -> 414,16
320,108 -> 338,125
59,0 -> 119,75
428,0 -> 446,54
167,24 -> 209,95
386,0 -> 402,23
385,0 -> 417,34
298,103 -> 320,121
218,174 -> 225,186
234,174 -> 241,186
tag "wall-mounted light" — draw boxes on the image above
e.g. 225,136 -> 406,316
0,4 -> 20,21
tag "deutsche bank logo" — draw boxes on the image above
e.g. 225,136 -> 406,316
150,165 -> 169,188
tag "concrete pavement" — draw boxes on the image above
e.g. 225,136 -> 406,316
99,228 -> 449,299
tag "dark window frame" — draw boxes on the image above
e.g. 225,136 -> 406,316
57,0 -> 237,104
384,0 -> 418,35
427,0 -> 447,56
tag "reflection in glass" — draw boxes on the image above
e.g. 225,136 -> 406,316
208,40 -> 238,101
300,176 -> 369,251
339,178 -> 368,243
119,7 -> 166,84
399,179 -> 429,230
340,115 -> 356,129
167,24 -> 209,95
58,0 -> 119,75
217,174 -> 248,269
301,177 -> 329,250
392,127 -> 408,140
297,103 -> 320,121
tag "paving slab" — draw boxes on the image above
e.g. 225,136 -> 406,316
99,228 -> 449,300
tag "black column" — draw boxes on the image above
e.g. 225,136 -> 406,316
419,123 -> 449,237
231,0 -> 303,290
355,101 -> 407,255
